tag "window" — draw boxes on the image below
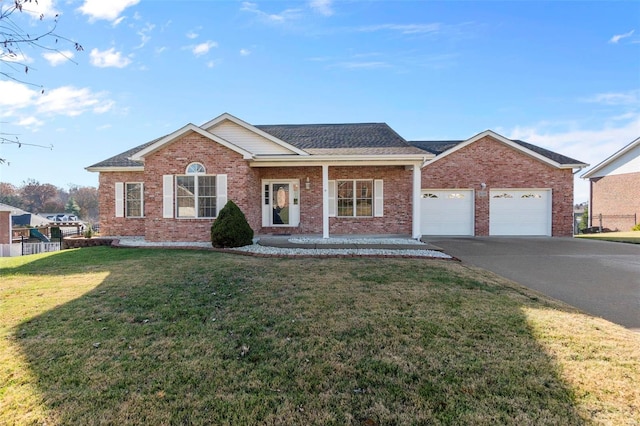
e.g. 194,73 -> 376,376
176,163 -> 217,218
337,180 -> 373,217
125,183 -> 143,217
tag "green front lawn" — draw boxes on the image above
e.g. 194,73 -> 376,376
1,248 -> 638,425
576,231 -> 640,244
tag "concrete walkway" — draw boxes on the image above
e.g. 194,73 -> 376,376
257,234 -> 442,251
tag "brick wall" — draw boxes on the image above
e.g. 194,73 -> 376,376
98,171 -> 146,237
0,211 -> 10,244
256,165 -> 413,235
421,136 -> 575,236
590,172 -> 640,231
328,166 -> 413,235
142,132 -> 261,242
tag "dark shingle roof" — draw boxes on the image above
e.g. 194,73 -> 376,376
256,123 -> 411,149
87,137 -> 163,169
408,139 -> 585,165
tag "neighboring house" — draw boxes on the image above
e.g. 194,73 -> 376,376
581,137 -> 640,231
86,113 -> 587,242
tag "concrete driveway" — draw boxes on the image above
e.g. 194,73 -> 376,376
429,237 -> 640,331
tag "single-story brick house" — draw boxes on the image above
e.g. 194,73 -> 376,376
581,137 -> 640,231
86,113 -> 587,241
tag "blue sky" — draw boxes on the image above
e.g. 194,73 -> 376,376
0,0 -> 638,203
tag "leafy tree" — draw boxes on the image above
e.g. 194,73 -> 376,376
69,185 -> 99,221
0,182 -> 23,208
211,200 -> 254,248
579,205 -> 588,232
19,179 -> 59,213
65,197 -> 81,216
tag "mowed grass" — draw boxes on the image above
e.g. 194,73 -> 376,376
1,248 -> 638,425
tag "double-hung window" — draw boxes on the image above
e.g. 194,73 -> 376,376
125,183 -> 143,217
176,163 -> 217,218
337,179 -> 373,217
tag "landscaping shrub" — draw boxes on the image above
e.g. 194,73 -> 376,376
632,223 -> 640,232
211,200 -> 254,248
83,224 -> 94,238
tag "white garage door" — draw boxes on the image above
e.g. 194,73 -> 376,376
421,189 -> 474,235
490,189 -> 551,236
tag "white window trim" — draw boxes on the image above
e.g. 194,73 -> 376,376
125,182 -> 144,218
163,172 -> 227,219
331,179 -> 384,218
175,174 -> 217,219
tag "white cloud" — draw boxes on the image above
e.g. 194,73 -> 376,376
583,90 -> 640,106
77,0 -> 140,22
0,81 -> 37,111
206,60 -> 216,68
241,2 -> 302,24
0,81 -> 113,126
136,23 -> 155,48
42,50 -> 75,66
16,0 -> 59,20
112,16 -> 126,27
240,48 -> 251,56
609,29 -> 635,44
358,23 -> 442,35
0,50 -> 32,64
90,48 -> 132,68
335,61 -> 391,69
191,41 -> 218,57
309,0 -> 334,16
36,86 -> 112,117
17,116 -> 44,128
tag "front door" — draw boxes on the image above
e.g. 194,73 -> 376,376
262,180 -> 300,227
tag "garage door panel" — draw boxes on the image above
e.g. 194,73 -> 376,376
490,190 -> 551,236
421,190 -> 474,235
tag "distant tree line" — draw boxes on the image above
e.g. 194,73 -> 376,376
0,179 -> 98,221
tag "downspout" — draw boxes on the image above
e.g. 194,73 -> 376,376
322,164 -> 329,238
412,161 -> 423,240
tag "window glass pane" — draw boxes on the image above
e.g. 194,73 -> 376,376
198,176 -> 216,217
337,181 -> 354,217
176,176 -> 195,217
355,181 -> 373,217
356,199 -> 372,217
187,163 -> 205,174
125,183 -> 142,217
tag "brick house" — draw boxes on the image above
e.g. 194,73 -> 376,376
581,137 -> 640,231
86,113 -> 587,242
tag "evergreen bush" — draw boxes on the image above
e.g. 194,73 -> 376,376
211,200 -> 254,248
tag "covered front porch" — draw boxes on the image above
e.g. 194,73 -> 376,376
251,159 -> 424,239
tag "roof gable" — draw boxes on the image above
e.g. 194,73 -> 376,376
581,137 -> 640,179
129,123 -> 254,162
410,130 -> 587,169
202,113 -> 309,156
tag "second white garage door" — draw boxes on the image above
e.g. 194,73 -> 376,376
489,189 -> 551,236
421,189 -> 474,235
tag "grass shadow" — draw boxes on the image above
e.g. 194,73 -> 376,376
0,247 -> 612,424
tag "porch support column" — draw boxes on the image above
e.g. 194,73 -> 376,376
322,164 -> 330,238
412,163 -> 422,240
